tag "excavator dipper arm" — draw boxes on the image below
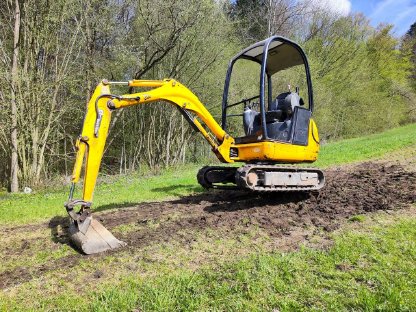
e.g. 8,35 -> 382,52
65,79 -> 234,254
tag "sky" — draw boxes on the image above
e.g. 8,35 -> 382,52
327,0 -> 416,36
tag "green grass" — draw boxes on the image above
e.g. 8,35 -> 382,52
1,123 -> 415,225
314,123 -> 416,167
348,214 -> 367,223
129,218 -> 416,311
0,164 -> 203,225
0,124 -> 415,311
1,214 -> 415,311
132,219 -> 416,311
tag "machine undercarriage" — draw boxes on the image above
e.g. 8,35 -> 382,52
197,165 -> 324,191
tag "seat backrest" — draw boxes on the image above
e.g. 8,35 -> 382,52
242,92 -> 304,137
270,92 -> 303,121
270,92 -> 291,111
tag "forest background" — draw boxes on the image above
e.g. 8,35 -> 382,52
1,0 -> 415,191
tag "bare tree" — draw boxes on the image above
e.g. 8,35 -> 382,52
9,0 -> 20,192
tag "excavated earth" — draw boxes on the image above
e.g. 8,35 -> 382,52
103,162 -> 416,246
1,161 -> 416,289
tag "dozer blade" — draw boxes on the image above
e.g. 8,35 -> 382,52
68,216 -> 126,255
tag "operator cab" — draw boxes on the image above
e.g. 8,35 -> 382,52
222,36 -> 314,146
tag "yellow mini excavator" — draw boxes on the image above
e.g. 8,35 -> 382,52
65,36 -> 324,254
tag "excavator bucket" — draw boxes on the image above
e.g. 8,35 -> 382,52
68,216 -> 126,255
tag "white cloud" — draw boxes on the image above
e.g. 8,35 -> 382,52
310,0 -> 352,16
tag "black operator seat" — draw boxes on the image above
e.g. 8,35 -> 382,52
242,91 -> 304,140
265,91 -> 304,141
268,91 -> 304,121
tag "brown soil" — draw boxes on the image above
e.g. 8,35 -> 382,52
1,162 -> 415,289
110,162 -> 416,246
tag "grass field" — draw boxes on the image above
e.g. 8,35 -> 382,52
1,122 -> 416,225
1,210 -> 415,311
0,123 -> 415,311
315,122 -> 416,167
72,215 -> 416,311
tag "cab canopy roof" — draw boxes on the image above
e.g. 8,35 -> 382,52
235,36 -> 305,75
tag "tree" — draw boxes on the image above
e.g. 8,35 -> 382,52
104,0 -> 235,172
10,0 -> 20,192
0,0 -> 86,187
402,22 -> 416,90
229,0 -> 309,43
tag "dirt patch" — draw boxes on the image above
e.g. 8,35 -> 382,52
114,162 -> 415,247
1,162 -> 415,289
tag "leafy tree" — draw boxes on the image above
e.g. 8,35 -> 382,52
402,22 -> 416,90
0,0 -> 415,189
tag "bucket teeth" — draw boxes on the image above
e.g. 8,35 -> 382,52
69,217 -> 126,254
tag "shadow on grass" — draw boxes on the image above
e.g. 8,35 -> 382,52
48,215 -> 83,254
165,189 -> 312,213
94,201 -> 146,213
205,191 -> 311,213
150,184 -> 203,197
93,188 -> 312,215
91,185 -> 203,213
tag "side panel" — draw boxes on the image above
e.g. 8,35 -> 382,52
292,107 -> 311,146
232,119 -> 319,163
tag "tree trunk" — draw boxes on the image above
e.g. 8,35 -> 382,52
10,0 -> 20,192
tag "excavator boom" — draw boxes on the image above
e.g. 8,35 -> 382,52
65,79 -> 235,254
